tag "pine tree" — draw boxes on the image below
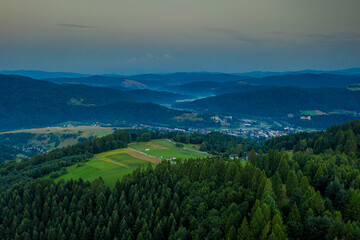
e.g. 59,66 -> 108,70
286,170 -> 298,197
277,154 -> 290,182
237,218 -> 254,240
288,203 -> 301,223
226,225 -> 237,240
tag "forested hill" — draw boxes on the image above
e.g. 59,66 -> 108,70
246,73 -> 360,88
0,74 -> 133,106
2,121 -> 360,239
263,120 -> 360,155
178,87 -> 360,117
0,75 -> 207,130
3,121 -> 360,239
126,89 -> 191,104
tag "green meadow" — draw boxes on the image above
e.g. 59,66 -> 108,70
129,139 -> 209,160
56,148 -> 154,188
55,139 -> 209,188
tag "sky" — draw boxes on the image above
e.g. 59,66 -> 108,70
1,0 -> 360,74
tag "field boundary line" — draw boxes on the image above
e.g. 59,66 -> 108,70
95,159 -> 129,168
128,147 -> 162,159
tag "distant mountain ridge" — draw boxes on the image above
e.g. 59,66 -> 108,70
44,75 -> 162,89
2,67 -> 360,80
178,87 -> 360,117
3,70 -> 360,96
0,70 -> 90,79
245,73 -> 360,88
0,75 -> 206,130
160,73 -> 360,97
235,67 -> 360,78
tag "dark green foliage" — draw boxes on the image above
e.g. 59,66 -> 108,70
0,158 -> 288,240
264,120 -> 360,156
139,132 -> 151,142
2,120 -> 360,239
0,133 -> 37,162
0,131 -> 131,187
170,131 -> 259,155
0,133 -> 35,145
0,144 -> 20,163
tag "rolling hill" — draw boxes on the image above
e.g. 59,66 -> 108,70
160,73 -> 360,96
0,75 -> 209,130
126,89 -> 191,104
161,81 -> 227,96
129,72 -> 248,85
245,73 -> 360,88
45,72 -> 249,90
213,84 -> 274,95
160,81 -> 267,96
45,75 -> 162,89
235,67 -> 360,78
178,87 -> 360,117
0,70 -> 90,79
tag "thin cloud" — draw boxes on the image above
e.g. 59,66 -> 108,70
56,24 -> 99,29
305,32 -> 360,41
204,26 -> 263,44
127,53 -> 175,63
163,54 -> 174,60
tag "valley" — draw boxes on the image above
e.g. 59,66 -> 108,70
1,72 -> 360,239
1,67 -> 360,240
3,1 -> 360,239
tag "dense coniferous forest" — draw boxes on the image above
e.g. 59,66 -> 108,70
158,132 -> 259,155
0,131 -> 258,188
1,121 -> 360,239
263,120 -> 360,155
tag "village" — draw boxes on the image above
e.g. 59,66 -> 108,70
135,119 -> 302,142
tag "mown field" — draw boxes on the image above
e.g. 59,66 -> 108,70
0,125 -> 125,150
55,148 -> 159,188
56,139 -> 209,188
129,139 -> 210,160
300,110 -> 326,116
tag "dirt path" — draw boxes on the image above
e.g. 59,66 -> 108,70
127,148 -> 162,164
96,159 -> 129,168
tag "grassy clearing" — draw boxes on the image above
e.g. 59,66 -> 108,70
56,148 -> 153,188
300,110 -> 326,116
328,109 -> 353,115
129,139 -> 209,160
55,139 -> 209,188
0,125 -> 118,136
0,126 -> 125,150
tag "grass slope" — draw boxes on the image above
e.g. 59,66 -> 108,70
56,139 -> 209,188
129,139 -> 209,160
0,126 -> 123,150
56,148 -> 154,188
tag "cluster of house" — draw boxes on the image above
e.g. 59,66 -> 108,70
133,123 -> 300,140
229,154 -> 248,161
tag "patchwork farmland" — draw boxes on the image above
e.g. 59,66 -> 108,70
55,139 -> 209,188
